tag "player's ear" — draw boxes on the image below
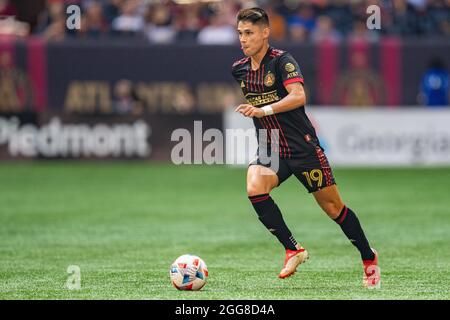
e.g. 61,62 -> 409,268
262,26 -> 270,40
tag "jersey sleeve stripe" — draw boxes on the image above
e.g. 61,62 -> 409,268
283,77 -> 304,88
232,57 -> 249,67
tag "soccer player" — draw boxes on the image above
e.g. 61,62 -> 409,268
231,7 -> 380,288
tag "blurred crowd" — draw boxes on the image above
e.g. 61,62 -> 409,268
0,0 -> 450,43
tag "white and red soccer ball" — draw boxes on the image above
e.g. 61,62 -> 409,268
169,254 -> 208,291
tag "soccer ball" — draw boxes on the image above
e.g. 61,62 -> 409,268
169,254 -> 208,291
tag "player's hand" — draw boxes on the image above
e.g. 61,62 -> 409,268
235,104 -> 265,118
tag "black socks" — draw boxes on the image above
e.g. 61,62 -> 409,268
248,195 -> 374,261
248,194 -> 298,251
334,206 -> 375,261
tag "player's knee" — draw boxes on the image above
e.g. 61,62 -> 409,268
322,201 -> 344,219
247,182 -> 269,197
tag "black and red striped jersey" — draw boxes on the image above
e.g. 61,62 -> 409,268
231,46 -> 320,159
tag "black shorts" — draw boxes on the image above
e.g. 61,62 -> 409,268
249,145 -> 336,193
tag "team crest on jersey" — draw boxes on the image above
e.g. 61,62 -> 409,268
285,63 -> 296,72
264,72 -> 275,87
240,81 -> 245,88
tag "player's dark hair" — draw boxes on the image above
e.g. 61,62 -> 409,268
236,7 -> 269,26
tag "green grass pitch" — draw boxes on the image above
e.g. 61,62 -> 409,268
0,163 -> 449,299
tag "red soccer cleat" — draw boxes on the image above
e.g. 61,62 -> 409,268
363,248 -> 381,289
278,247 -> 309,279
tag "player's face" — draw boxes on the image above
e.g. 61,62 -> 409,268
237,21 -> 269,57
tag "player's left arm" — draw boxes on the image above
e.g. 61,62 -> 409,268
270,82 -> 306,113
235,82 -> 306,118
235,83 -> 305,118
236,53 -> 306,118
